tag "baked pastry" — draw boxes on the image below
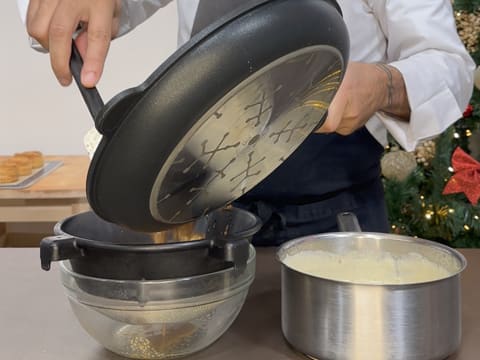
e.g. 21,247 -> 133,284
0,161 -> 19,183
8,156 -> 33,176
18,151 -> 44,169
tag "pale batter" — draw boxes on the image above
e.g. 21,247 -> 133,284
283,249 -> 451,284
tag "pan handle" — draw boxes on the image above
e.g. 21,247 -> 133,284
69,41 -> 105,122
312,110 -> 328,132
336,212 -> 362,232
40,235 -> 84,271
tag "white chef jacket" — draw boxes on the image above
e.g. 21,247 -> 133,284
18,0 -> 475,151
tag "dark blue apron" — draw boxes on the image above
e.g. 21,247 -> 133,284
192,0 -> 390,246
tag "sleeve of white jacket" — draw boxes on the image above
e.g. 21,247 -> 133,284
371,0 -> 475,151
117,0 -> 174,37
16,0 -> 172,44
17,0 -> 28,24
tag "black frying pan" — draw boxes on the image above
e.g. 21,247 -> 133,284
70,0 -> 349,232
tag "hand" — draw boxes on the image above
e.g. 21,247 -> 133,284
316,61 -> 410,135
26,0 -> 121,88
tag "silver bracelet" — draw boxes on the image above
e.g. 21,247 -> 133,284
375,63 -> 394,108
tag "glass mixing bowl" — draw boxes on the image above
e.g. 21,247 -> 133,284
59,246 -> 256,359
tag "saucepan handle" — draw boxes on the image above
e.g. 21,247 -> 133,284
336,212 -> 362,232
40,235 -> 84,271
69,41 -> 105,123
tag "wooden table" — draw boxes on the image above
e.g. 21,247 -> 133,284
0,156 -> 89,246
0,247 -> 478,360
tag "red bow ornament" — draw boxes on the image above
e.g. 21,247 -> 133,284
463,104 -> 473,118
443,147 -> 480,205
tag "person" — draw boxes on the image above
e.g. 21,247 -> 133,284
18,0 -> 475,245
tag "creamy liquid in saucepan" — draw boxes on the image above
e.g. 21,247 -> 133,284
283,250 -> 451,284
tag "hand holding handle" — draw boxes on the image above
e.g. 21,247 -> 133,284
69,41 -> 105,123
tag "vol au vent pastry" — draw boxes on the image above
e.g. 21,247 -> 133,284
17,151 -> 44,169
0,161 -> 19,183
0,151 -> 45,184
8,156 -> 33,176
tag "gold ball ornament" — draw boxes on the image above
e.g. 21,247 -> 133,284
414,139 -> 437,167
381,150 -> 417,181
455,10 -> 480,53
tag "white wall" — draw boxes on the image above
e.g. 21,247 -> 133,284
1,1 -> 178,155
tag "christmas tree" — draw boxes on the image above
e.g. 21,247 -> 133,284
382,0 -> 480,248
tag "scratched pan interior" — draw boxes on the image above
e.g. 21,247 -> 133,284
85,0 -> 349,232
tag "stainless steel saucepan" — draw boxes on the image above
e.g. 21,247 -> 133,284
277,213 -> 467,360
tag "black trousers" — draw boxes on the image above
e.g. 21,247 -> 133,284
235,175 -> 389,246
235,128 -> 390,246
